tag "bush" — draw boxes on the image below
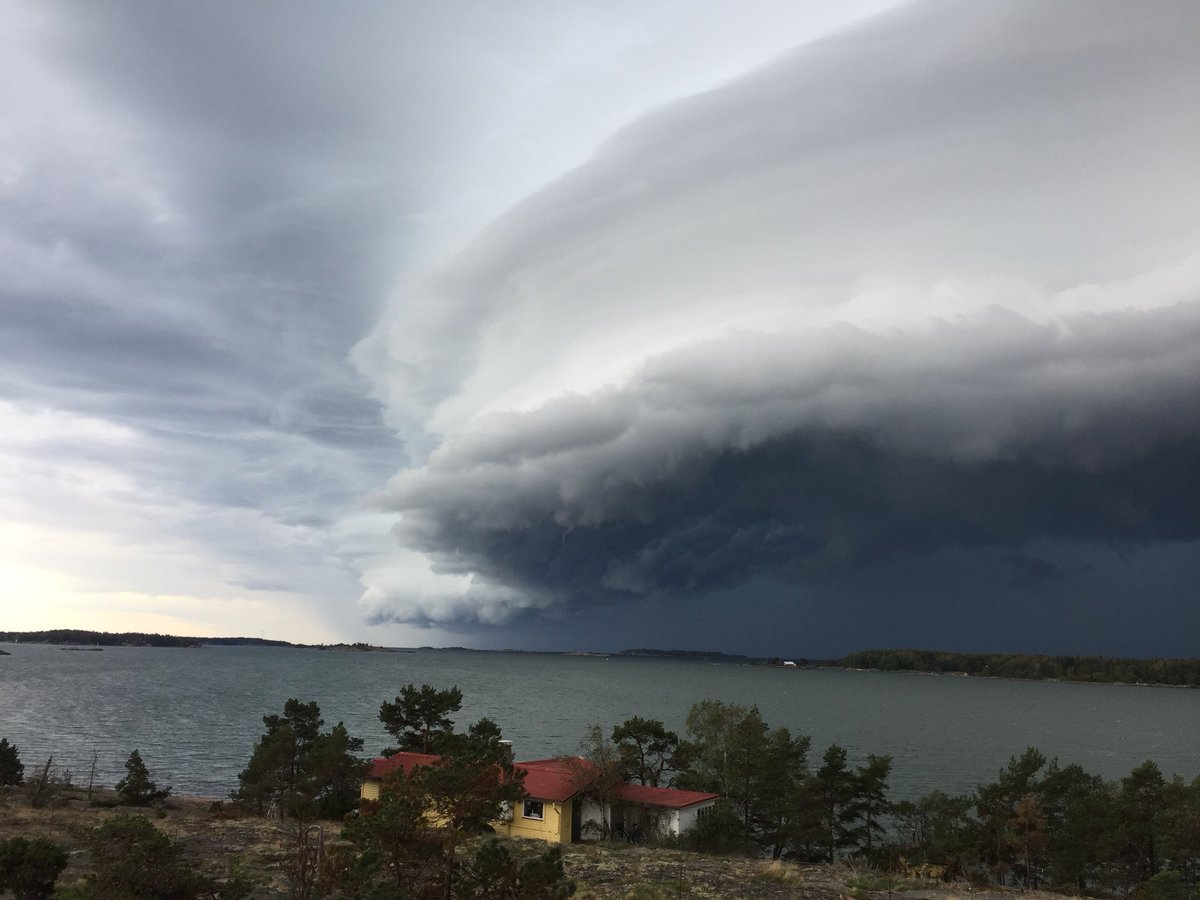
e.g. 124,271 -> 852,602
0,836 -> 69,900
1136,871 -> 1198,900
82,815 -> 212,898
24,758 -> 70,809
453,838 -> 575,899
679,800 -> 757,856
0,738 -> 23,786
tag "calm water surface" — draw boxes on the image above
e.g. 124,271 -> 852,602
1,644 -> 1196,799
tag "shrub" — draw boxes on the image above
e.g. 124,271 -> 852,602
0,836 -> 69,900
1136,871 -> 1198,900
679,799 -> 757,856
453,838 -> 575,899
24,757 -> 70,809
83,815 -> 212,898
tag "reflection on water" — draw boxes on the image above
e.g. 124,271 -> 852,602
0,643 -> 1196,798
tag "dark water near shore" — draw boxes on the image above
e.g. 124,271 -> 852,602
1,643 -> 1196,799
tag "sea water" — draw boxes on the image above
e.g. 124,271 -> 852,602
1,643 -> 1196,799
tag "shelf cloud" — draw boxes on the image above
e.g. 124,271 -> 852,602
357,0 -> 1200,645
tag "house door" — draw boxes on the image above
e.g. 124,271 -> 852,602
570,798 -> 582,842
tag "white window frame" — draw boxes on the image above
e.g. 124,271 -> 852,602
522,799 -> 545,820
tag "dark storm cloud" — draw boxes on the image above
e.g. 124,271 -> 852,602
1005,556 -> 1065,590
382,305 -> 1200,610
362,0 -> 1200,639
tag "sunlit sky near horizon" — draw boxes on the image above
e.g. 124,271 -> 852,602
2,0 -> 1198,656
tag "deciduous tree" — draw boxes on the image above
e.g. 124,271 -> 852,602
573,724 -> 625,839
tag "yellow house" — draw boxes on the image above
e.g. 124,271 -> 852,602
360,753 -> 719,845
491,757 -> 581,843
360,751 -> 439,803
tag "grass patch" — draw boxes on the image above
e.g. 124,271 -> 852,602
844,872 -> 933,896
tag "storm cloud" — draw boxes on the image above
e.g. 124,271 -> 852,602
358,0 -> 1200,649
4,0 -> 1197,654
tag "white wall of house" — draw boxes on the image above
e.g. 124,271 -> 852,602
578,797 -> 608,840
675,799 -> 717,835
577,797 -> 718,839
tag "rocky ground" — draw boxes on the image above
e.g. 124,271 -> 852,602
1,787 -> 1076,900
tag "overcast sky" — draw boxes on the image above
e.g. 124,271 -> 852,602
2,0 -> 1197,656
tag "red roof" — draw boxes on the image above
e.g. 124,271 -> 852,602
367,752 -> 440,779
364,753 -> 719,809
615,782 -> 719,809
515,757 -> 599,803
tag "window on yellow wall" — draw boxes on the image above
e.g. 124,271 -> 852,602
523,799 -> 544,820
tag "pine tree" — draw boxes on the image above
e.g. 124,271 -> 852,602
0,739 -> 22,786
234,698 -> 365,818
853,753 -> 894,859
115,749 -> 170,806
815,744 -> 858,862
379,684 -> 463,755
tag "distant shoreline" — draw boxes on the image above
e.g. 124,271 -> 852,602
3,630 -> 1198,688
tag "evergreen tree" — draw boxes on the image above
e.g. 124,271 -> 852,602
1120,761 -> 1166,884
612,717 -> 680,787
1039,760 -> 1114,893
814,744 -> 858,862
379,683 -> 463,755
233,698 -> 364,818
1161,775 -> 1200,889
305,721 -> 367,819
891,790 -> 977,878
0,738 -> 22,786
975,747 -> 1046,881
852,753 -> 893,859
338,773 -> 442,895
411,720 -> 527,900
116,749 -> 171,806
752,726 -> 811,859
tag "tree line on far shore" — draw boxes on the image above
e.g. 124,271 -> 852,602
828,648 -> 1200,687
